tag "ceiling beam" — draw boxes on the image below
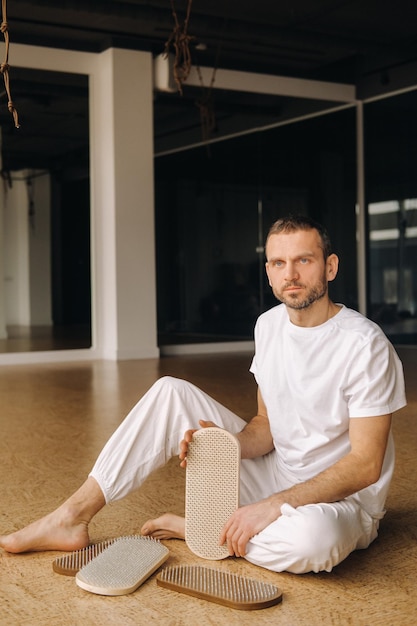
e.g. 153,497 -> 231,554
195,66 -> 356,102
154,55 -> 356,103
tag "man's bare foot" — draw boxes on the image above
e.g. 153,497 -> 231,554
0,510 -> 90,554
0,477 -> 105,554
141,513 -> 185,540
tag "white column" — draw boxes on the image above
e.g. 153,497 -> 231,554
1,171 -> 51,329
28,171 -> 52,325
90,48 -> 159,359
3,179 -> 30,325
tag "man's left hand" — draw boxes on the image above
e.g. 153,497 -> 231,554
219,498 -> 282,557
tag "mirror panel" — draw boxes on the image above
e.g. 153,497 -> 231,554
0,68 -> 90,352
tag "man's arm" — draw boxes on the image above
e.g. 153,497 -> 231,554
178,388 -> 274,467
220,405 -> 392,557
236,388 -> 275,459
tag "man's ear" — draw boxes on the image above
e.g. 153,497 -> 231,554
265,261 -> 272,286
326,253 -> 339,282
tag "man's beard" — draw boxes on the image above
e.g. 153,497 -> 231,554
273,277 -> 328,310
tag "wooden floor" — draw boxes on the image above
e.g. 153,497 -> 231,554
0,348 -> 416,625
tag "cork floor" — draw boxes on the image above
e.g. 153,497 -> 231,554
0,348 -> 416,626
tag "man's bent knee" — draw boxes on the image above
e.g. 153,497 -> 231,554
245,501 -> 370,574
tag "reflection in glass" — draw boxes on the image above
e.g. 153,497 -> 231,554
365,90 -> 417,345
369,200 -> 417,343
0,69 -> 91,353
155,108 -> 357,346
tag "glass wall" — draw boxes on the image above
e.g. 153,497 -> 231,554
155,107 -> 357,345
365,91 -> 417,344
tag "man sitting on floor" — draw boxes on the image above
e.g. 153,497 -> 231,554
0,215 -> 406,573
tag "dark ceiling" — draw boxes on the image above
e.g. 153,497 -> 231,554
1,0 -> 417,173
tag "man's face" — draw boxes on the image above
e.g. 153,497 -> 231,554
265,229 -> 336,310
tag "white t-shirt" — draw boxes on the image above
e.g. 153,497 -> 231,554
250,304 -> 406,516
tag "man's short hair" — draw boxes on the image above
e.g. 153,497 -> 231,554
266,215 -> 333,260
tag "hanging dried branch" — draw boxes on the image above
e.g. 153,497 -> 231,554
195,40 -> 222,149
164,0 -> 195,95
195,64 -> 217,144
0,0 -> 19,128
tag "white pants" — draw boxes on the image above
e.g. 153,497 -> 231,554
90,376 -> 379,574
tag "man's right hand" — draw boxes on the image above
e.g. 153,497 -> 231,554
179,420 -> 218,468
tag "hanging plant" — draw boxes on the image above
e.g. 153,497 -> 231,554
164,0 -> 195,95
0,0 -> 19,128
